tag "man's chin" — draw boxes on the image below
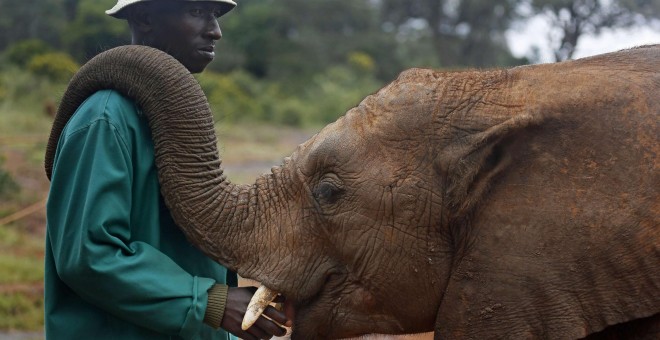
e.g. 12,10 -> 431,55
182,58 -> 212,74
187,64 -> 208,74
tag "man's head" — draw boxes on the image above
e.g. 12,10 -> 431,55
107,0 -> 236,73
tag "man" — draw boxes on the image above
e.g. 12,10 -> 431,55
45,0 -> 289,339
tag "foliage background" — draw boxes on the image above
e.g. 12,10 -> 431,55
1,0 -> 658,126
0,0 -> 658,334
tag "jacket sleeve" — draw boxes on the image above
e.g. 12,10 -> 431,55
47,113 -> 220,338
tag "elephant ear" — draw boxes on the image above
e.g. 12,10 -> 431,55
439,111 -> 543,223
433,69 -> 659,338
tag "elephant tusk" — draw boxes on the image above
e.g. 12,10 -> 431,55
241,285 -> 280,330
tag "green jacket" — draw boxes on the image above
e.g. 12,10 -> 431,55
45,90 -> 237,339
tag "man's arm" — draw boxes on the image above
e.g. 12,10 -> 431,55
48,116 -> 216,338
47,93 -> 289,339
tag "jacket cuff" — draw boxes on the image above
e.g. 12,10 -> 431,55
203,284 -> 229,329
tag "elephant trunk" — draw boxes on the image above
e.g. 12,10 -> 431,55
45,45 -> 260,272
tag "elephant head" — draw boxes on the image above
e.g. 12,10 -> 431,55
46,45 -> 660,339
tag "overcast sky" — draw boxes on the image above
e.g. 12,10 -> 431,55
506,17 -> 660,63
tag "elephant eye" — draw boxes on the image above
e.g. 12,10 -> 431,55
313,176 -> 344,205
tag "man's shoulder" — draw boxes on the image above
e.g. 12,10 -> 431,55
84,88 -> 135,107
65,89 -> 144,134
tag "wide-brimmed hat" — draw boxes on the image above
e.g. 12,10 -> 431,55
106,0 -> 237,19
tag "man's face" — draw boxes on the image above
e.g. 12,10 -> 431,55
147,1 -> 225,73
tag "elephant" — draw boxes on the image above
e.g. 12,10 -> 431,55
45,44 -> 659,339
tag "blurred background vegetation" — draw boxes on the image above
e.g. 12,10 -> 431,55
0,0 -> 658,334
1,0 -> 657,127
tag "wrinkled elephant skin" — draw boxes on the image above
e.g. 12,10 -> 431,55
47,45 -> 659,339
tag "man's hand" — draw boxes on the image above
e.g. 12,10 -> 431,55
222,286 -> 291,340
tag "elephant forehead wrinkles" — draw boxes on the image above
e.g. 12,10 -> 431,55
300,76 -> 441,173
300,115 -> 378,175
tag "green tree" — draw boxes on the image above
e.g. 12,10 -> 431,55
380,0 -> 526,67
0,0 -> 128,62
64,0 -> 80,21
212,0 -> 293,77
62,0 -> 130,61
0,0 -> 66,51
0,156 -> 19,200
214,0 -> 402,82
4,39 -> 53,67
27,52 -> 80,82
526,0 -> 660,61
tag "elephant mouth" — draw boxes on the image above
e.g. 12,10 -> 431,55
245,278 -> 388,339
242,279 -> 338,338
240,285 -> 301,334
241,285 -> 282,330
291,274 -> 369,339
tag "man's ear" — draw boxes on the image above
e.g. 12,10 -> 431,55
126,3 -> 153,33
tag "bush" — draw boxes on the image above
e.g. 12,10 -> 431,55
0,82 -> 6,102
347,51 -> 375,74
0,291 -> 44,330
0,65 -> 68,116
0,156 -> 19,200
197,71 -> 264,124
195,64 -> 383,127
306,65 -> 381,123
27,52 -> 79,82
270,97 -> 306,127
4,39 -> 52,68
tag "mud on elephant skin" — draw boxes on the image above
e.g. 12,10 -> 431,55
46,45 -> 659,339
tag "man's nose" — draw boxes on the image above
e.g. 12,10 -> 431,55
205,18 -> 222,40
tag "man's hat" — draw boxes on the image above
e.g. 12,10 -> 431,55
106,0 -> 237,19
